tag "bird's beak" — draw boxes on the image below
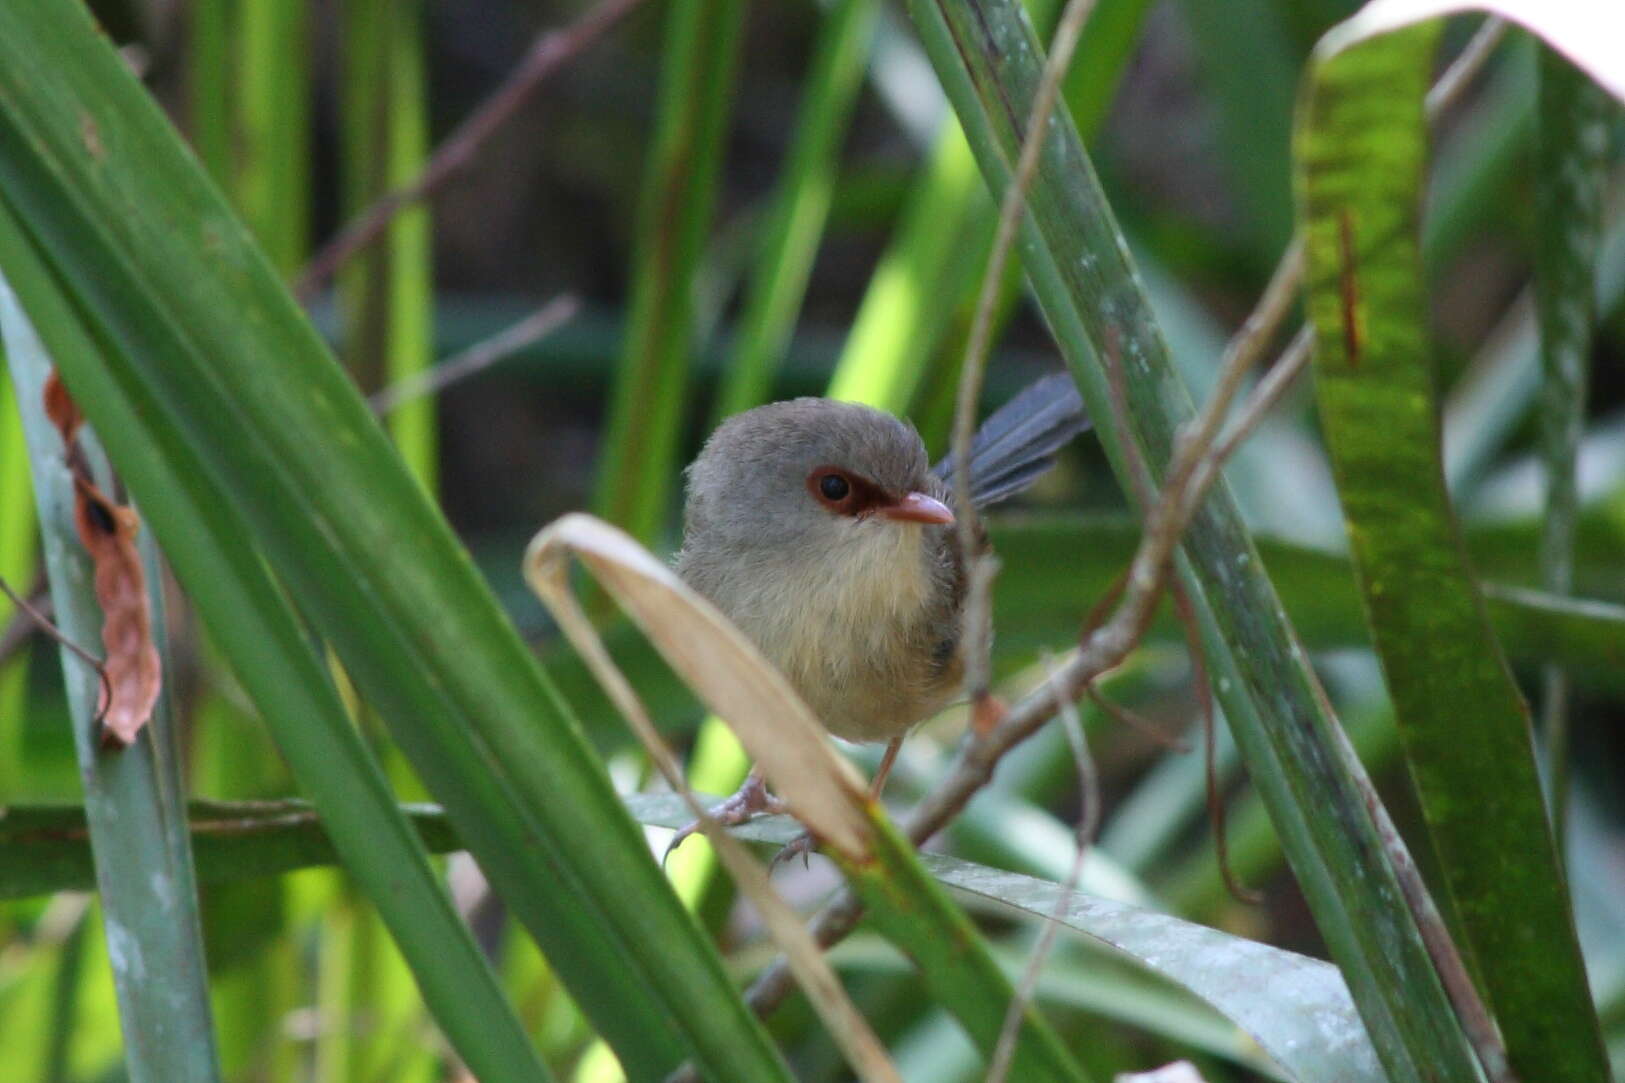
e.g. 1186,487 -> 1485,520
881,491 -> 955,525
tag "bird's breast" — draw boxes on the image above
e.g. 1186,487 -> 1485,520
704,522 -> 959,742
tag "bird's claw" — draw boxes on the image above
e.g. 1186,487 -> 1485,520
662,774 -> 787,865
771,831 -> 818,869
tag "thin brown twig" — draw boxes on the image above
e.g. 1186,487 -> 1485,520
987,653 -> 1099,1083
368,294 -> 581,415
1082,685 -> 1187,752
293,0 -> 651,301
1170,576 -> 1260,904
0,573 -> 112,725
1425,17 -> 1507,117
1201,327 -> 1313,481
0,577 -> 50,665
1108,321 -> 1258,898
950,0 -> 1101,725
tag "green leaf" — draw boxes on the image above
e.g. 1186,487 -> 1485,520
0,212 -> 553,1083
838,814 -> 1089,1081
628,793 -> 1383,1083
593,0 -> 747,544
994,515 -> 1625,682
1,279 -> 222,1083
1531,40 -> 1611,826
1296,9 -> 1621,1081
341,0 -> 435,491
826,0 -> 1152,415
714,0 -> 880,419
826,935 -> 1283,1077
1175,0 -> 1299,257
0,2 -> 791,1078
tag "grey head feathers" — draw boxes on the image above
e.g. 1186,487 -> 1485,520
679,397 -> 937,550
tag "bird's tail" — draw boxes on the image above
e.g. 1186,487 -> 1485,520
932,372 -> 1091,507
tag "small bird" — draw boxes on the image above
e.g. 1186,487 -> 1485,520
668,373 -> 1090,851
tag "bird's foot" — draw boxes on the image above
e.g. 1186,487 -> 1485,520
663,772 -> 787,864
771,831 -> 819,869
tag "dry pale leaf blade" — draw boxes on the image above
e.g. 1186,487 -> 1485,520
524,512 -> 870,859
523,514 -> 901,1083
1333,0 -> 1624,100
73,478 -> 159,746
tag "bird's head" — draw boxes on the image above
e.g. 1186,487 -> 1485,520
681,398 -> 954,559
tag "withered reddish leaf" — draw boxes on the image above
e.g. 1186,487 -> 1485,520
41,370 -> 161,748
42,369 -> 83,446
73,478 -> 160,747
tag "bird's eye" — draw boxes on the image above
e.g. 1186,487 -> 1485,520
808,466 -> 879,515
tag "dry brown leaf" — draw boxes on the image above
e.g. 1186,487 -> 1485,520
41,370 -> 160,747
73,479 -> 159,747
524,512 -> 872,859
42,369 -> 83,444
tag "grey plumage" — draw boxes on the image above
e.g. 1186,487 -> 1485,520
677,374 -> 1087,742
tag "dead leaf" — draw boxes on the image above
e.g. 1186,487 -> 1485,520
41,370 -> 160,747
73,479 -> 159,747
42,370 -> 83,444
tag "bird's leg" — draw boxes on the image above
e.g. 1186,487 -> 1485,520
868,736 -> 904,801
773,736 -> 907,868
662,766 -> 787,864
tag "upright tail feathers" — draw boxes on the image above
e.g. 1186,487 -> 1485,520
931,372 -> 1091,507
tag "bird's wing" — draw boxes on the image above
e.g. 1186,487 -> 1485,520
932,372 -> 1090,507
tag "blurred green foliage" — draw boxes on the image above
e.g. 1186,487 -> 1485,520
0,0 -> 1622,1080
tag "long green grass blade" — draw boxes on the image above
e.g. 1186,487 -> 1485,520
828,0 -> 1150,414
342,0 -> 436,490
186,0 -> 232,186
334,15 -> 438,1069
190,6 -> 318,1072
0,356 -> 35,796
236,0 -> 310,276
0,2 -> 791,1078
1,279 -> 222,1083
1531,43 -> 1609,831
904,0 -> 1482,1077
1296,13 -> 1615,1081
992,515 -> 1625,680
594,0 -> 746,544
714,0 -> 879,419
0,204 -> 555,1083
1174,0 -> 1298,258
